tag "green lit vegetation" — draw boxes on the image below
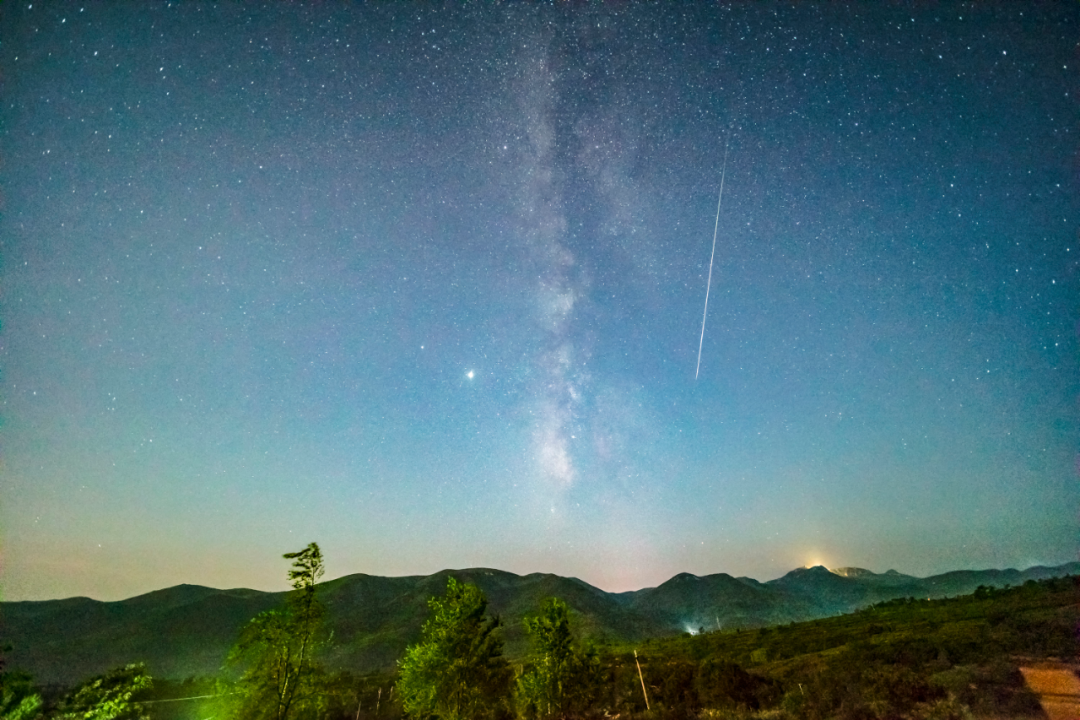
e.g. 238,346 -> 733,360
358,575 -> 1074,719
396,577 -> 511,720
612,576 -> 1076,718
0,663 -> 153,720
516,597 -> 602,719
3,551 -> 1075,720
219,543 -> 329,720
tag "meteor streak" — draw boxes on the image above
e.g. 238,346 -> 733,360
695,133 -> 731,380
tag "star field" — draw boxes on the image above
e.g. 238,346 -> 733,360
2,3 -> 1077,600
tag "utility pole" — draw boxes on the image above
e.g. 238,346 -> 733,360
634,650 -> 650,710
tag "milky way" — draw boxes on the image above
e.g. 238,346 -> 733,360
3,3 -> 1077,600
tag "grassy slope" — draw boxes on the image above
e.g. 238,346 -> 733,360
608,576 -> 1078,718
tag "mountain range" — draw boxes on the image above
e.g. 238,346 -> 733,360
3,562 -> 1076,686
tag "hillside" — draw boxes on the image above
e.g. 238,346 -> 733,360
3,562 -> 1076,686
598,575 -> 1079,719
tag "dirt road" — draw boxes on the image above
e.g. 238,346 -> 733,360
1019,665 -> 1080,720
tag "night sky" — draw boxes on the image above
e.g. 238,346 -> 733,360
3,3 -> 1078,602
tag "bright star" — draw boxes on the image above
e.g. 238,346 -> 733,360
466,370 -> 474,379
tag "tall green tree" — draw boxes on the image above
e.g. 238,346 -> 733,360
397,577 -> 512,720
226,542 -> 327,720
515,598 -> 600,720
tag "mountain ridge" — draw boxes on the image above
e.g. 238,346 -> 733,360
3,561 -> 1076,686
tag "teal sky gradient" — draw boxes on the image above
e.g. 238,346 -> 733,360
2,2 -> 1077,600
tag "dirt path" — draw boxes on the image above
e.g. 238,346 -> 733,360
1019,665 -> 1080,720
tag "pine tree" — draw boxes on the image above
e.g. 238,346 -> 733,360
397,577 -> 512,720
225,543 -> 327,720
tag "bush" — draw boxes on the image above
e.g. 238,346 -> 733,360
696,659 -> 779,711
54,664 -> 153,720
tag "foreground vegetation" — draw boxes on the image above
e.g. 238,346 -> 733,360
3,544 -> 1074,720
605,576 -> 1075,719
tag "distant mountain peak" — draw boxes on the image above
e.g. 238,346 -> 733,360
670,572 -> 700,582
772,565 -> 837,583
831,567 -> 875,578
798,565 -> 833,574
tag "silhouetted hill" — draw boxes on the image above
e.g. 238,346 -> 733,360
3,562 -> 1076,686
2,586 -> 283,685
768,565 -> 870,612
617,572 -> 804,632
313,568 -> 655,673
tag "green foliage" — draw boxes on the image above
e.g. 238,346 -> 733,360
224,542 -> 328,720
695,659 -> 779,711
862,663 -> 943,716
515,598 -> 601,720
140,676 -> 218,720
600,576 -> 1076,720
655,659 -> 699,715
396,577 -> 512,720
53,664 -> 152,720
906,696 -> 975,720
0,670 -> 43,720
0,645 -> 43,720
285,544 -> 325,593
929,661 -> 1042,717
318,670 -> 405,720
282,543 -> 326,659
0,694 -> 41,720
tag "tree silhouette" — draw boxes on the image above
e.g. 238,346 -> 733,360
226,542 -> 327,720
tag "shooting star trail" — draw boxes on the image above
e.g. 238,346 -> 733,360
695,134 -> 731,380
